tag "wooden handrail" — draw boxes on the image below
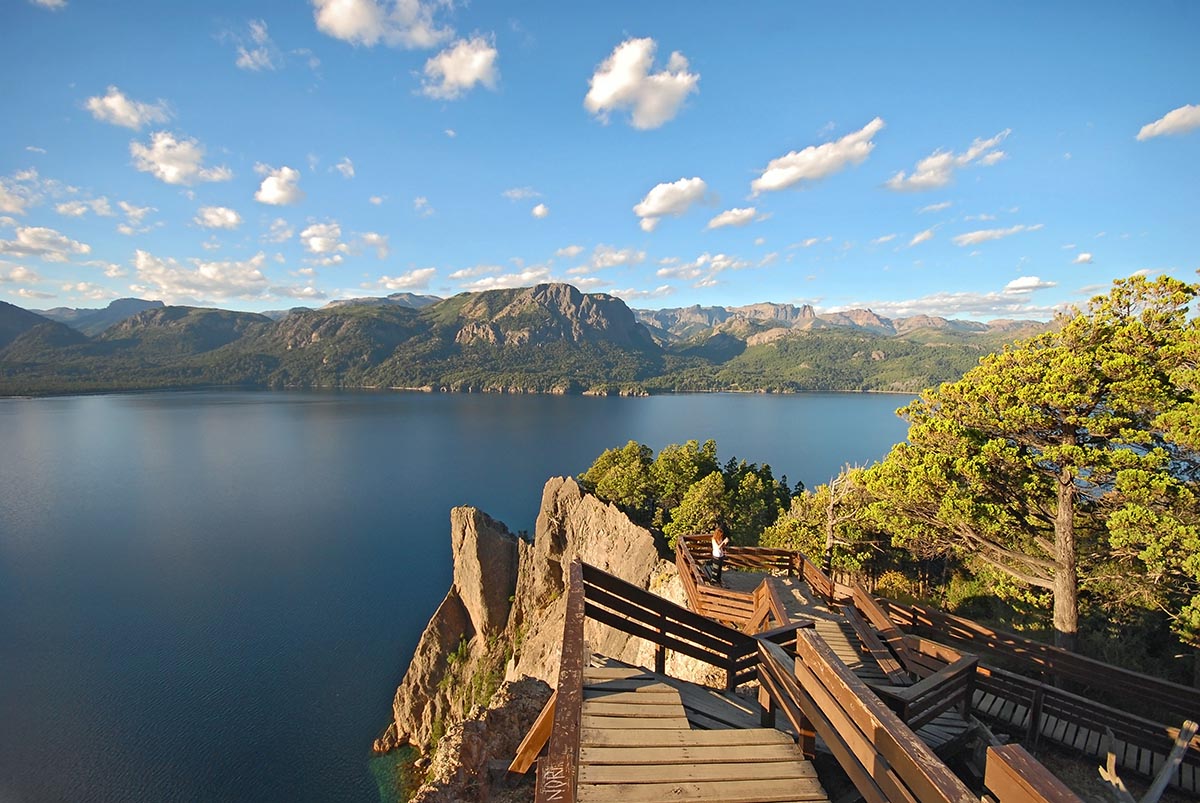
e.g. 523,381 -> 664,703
536,561 -> 586,803
758,635 -> 976,803
880,598 -> 1200,723
874,655 -> 978,731
985,744 -> 1084,803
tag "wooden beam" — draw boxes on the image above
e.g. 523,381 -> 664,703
510,691 -> 556,774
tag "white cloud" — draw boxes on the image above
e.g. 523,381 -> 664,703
30,0 -> 67,10
952,223 -> 1043,247
335,157 -> 355,178
458,266 -> 552,291
0,264 -> 43,284
369,195 -> 385,205
633,176 -> 706,232
359,231 -> 389,258
25,146 -> 47,154
758,252 -> 779,267
589,244 -> 645,270
585,37 -> 699,130
61,282 -> 115,301
235,20 -> 280,71
871,234 -> 897,245
531,203 -> 549,219
370,268 -> 437,290
919,201 -> 953,214
655,252 -> 748,288
195,206 -> 242,230
828,290 -> 1056,320
751,118 -> 885,195
131,132 -> 232,185
1004,276 -> 1057,293
0,226 -> 91,262
444,128 -> 456,138
1136,104 -> 1200,141
421,36 -> 499,100
886,129 -> 1010,191
706,207 -> 757,230
56,197 -> 114,217
299,221 -> 347,255
312,0 -> 453,49
0,168 -> 65,215
502,186 -> 540,200
1073,252 -> 1094,264
611,285 -> 673,301
447,264 -> 502,280
15,288 -> 56,299
119,200 -> 154,224
799,237 -> 821,248
254,164 -> 304,205
909,229 -> 934,247
82,259 -> 127,278
413,196 -> 434,216
265,218 -> 293,243
754,237 -> 765,246
132,249 -> 271,302
85,86 -> 170,130
555,244 -> 584,258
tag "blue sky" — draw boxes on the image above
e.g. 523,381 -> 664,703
1,0 -> 1197,319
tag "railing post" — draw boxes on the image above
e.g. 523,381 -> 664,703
654,609 -> 666,675
758,682 -> 776,728
1026,685 -> 1045,747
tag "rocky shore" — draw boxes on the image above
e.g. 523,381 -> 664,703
375,476 -> 719,801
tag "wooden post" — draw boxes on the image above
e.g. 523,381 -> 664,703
758,682 -> 776,728
1027,685 -> 1045,748
654,610 -> 666,675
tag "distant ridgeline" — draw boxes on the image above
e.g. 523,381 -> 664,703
0,283 -> 1046,396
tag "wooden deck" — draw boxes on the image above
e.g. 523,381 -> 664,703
577,664 -> 831,803
722,570 -> 974,755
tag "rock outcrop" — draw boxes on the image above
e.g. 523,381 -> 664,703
376,476 -> 719,797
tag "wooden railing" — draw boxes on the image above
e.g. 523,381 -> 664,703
537,561 -> 586,803
984,744 -> 1083,803
880,598 -> 1200,725
758,635 -> 977,803
674,537 -> 791,634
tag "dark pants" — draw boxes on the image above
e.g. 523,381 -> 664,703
712,557 -> 724,584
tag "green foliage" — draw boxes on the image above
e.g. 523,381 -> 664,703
865,274 -> 1200,647
581,439 -> 792,546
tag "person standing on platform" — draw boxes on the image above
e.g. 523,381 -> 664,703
711,525 -> 730,586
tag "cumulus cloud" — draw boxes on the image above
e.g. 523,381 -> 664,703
235,19 -> 281,71
421,36 -> 499,100
886,129 -> 1010,191
909,229 -> 934,247
656,252 -> 748,288
531,203 -> 549,219
587,244 -> 645,270
56,197 -> 114,217
195,206 -> 242,230
952,223 -> 1043,247
312,0 -> 452,48
119,200 -> 154,224
633,176 -> 706,232
448,264 -> 502,280
0,264 -> 43,284
335,157 -> 355,178
369,268 -> 437,290
750,118 -> 885,195
1136,104 -> 1200,141
30,0 -> 67,10
85,86 -> 170,129
458,266 -> 552,292
555,244 -> 584,259
413,196 -> 434,217
828,290 -> 1057,320
611,285 -> 673,302
706,207 -> 757,230
0,226 -> 91,262
1073,252 -> 1094,264
254,164 -> 305,205
299,221 -> 347,255
1004,276 -> 1057,293
584,37 -> 699,130
265,218 -> 293,243
132,249 -> 271,302
359,231 -> 389,258
131,132 -> 232,185
369,195 -> 385,205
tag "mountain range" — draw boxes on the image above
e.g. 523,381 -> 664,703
0,285 -> 1048,396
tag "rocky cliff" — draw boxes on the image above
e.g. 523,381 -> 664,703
377,476 -> 716,801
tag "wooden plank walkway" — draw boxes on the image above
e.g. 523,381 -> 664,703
723,571 -> 974,756
577,665 -> 831,803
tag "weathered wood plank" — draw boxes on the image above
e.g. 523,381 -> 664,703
581,701 -> 688,718
579,743 -> 808,765
984,744 -> 1083,803
576,777 -> 829,803
579,759 -> 818,784
581,716 -> 691,730
581,728 -> 794,748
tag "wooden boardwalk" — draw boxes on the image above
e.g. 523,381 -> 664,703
723,570 -> 974,755
577,664 -> 831,803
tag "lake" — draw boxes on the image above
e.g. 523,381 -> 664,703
0,390 -> 911,802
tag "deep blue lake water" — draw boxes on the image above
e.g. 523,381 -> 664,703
0,390 -> 911,802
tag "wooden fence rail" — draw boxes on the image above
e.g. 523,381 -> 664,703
984,744 -> 1083,803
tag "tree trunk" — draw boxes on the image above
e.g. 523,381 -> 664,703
1053,467 -> 1079,651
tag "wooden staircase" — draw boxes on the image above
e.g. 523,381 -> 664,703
576,665 -> 830,803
